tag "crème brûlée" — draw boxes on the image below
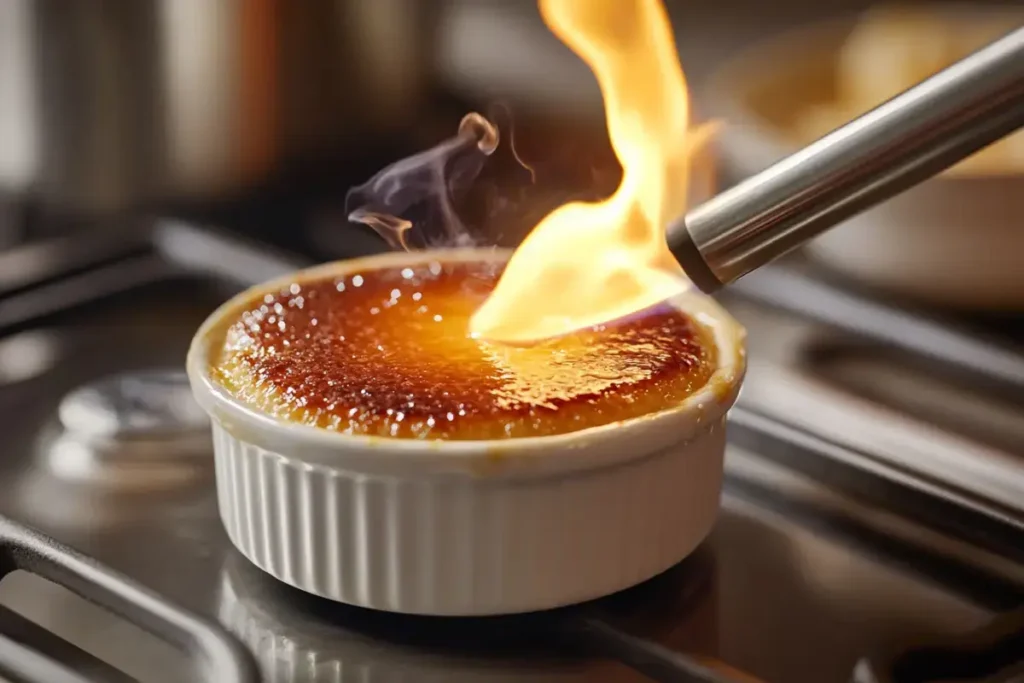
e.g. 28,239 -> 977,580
208,259 -> 719,440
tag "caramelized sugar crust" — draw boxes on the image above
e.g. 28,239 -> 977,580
212,260 -> 717,440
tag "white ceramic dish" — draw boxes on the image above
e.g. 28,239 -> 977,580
187,248 -> 746,616
706,16 -> 1024,311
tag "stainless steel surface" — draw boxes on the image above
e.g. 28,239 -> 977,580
0,224 -> 1022,682
730,264 -> 1024,394
719,276 -> 1024,524
0,0 -> 438,215
673,26 -> 1024,290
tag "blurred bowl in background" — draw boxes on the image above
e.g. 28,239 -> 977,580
706,5 -> 1024,311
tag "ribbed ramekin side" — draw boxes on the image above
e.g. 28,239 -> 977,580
213,420 -> 726,615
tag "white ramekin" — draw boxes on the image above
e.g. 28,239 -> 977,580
187,249 -> 746,616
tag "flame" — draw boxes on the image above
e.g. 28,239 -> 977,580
469,0 -> 714,344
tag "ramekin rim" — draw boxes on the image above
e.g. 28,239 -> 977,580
186,248 -> 746,473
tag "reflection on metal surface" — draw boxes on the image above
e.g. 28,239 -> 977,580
0,331 -> 59,385
218,557 -> 650,683
852,605 -> 1024,683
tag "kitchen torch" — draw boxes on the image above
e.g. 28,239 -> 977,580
670,26 -> 1024,293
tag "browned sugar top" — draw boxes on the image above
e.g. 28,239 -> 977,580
212,260 -> 717,440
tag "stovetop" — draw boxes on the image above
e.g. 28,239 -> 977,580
0,219 -> 1023,683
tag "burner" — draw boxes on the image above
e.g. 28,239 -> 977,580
37,369 -> 210,488
58,369 -> 207,439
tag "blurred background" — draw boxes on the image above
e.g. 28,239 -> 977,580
1,0 -> 1018,261
2,0 -> 1024,503
1,4 -> 1023,682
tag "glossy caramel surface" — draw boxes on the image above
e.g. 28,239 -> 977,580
212,260 -> 717,440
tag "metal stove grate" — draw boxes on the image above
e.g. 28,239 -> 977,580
0,515 -> 258,683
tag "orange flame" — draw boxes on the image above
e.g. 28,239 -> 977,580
469,0 -> 714,344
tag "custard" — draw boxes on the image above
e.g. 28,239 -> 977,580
210,260 -> 717,440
